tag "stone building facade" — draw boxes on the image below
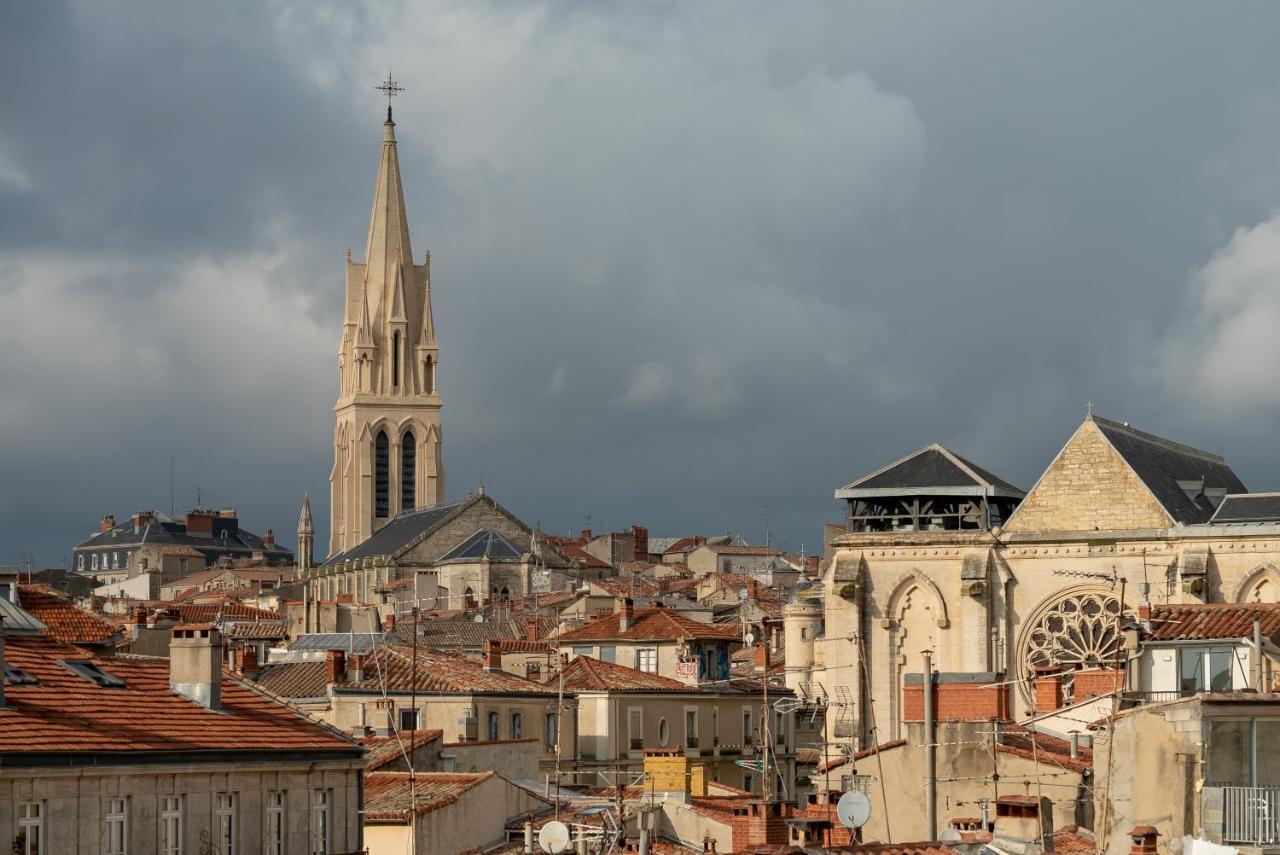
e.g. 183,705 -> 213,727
330,110 -> 445,557
796,413 -> 1280,751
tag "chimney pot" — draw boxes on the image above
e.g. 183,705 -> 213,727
618,598 -> 634,632
526,621 -> 540,641
326,649 -> 347,684
754,642 -> 770,673
484,640 -> 503,673
263,529 -> 275,547
1129,825 -> 1160,855
385,613 -> 396,632
100,515 -> 116,533
1034,667 -> 1064,712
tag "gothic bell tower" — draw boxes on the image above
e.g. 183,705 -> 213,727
329,105 -> 444,557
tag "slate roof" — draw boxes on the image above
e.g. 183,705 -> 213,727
1148,603 -> 1280,641
396,618 -> 522,649
75,512 -> 292,560
338,645 -> 553,695
253,660 -> 330,700
554,607 -> 742,643
359,728 -> 444,771
363,771 -> 493,820
1210,493 -> 1280,524
1091,416 -> 1246,525
16,585 -> 119,646
323,497 -> 470,565
0,636 -> 359,757
557,656 -> 697,693
836,444 -> 1024,499
436,528 -> 526,562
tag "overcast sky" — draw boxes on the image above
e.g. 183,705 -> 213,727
5,2 -> 1280,565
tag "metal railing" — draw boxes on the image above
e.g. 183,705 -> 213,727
1222,786 -> 1280,845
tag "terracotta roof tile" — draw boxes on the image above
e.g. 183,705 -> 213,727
363,771 -> 492,820
176,602 -> 284,623
340,645 -> 554,695
359,729 -> 444,770
0,636 -> 357,755
1148,603 -> 1280,641
16,585 -> 120,646
253,660 -> 330,699
554,608 -> 742,643
558,656 -> 697,692
998,724 -> 1092,774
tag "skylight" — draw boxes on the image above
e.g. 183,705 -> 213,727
59,660 -> 126,689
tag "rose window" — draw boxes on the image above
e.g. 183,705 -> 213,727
1015,587 -> 1124,703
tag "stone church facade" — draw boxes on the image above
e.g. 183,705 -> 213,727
805,413 -> 1280,748
329,110 -> 444,557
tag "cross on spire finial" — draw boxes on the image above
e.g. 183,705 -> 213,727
375,73 -> 405,122
1086,400 -> 1094,419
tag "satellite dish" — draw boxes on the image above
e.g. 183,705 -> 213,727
473,613 -> 485,623
539,820 -> 572,854
743,631 -> 756,646
836,791 -> 872,829
738,588 -> 749,601
939,828 -> 964,843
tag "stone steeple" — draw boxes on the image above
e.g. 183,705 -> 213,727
330,113 -> 445,558
297,492 -> 314,575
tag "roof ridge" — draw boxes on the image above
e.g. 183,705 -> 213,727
1092,415 -> 1227,464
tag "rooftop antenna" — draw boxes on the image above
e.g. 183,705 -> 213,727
170,453 -> 175,517
195,486 -> 202,511
763,506 -> 771,550
375,72 -> 405,122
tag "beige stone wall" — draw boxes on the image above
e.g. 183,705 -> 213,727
399,499 -> 529,566
0,760 -> 361,855
1003,421 -> 1170,533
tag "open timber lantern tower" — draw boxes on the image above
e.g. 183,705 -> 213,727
329,103 -> 444,556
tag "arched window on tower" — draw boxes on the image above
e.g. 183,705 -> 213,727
424,355 -> 434,395
401,431 -> 416,512
392,332 -> 401,387
374,431 -> 389,518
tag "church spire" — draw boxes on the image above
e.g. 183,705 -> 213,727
297,492 -> 314,575
362,114 -> 415,329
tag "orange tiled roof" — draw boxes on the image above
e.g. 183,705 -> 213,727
359,729 -> 444,771
177,602 -> 283,623
837,844 -> 960,855
554,607 -> 742,643
16,585 -> 120,646
340,645 -> 554,695
998,725 -> 1092,774
0,636 -> 358,756
363,771 -> 492,820
557,656 -> 697,693
546,537 -> 611,568
592,577 -> 661,598
1148,602 -> 1280,641
494,639 -> 556,654
253,660 -> 330,700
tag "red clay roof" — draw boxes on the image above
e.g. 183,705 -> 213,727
359,729 -> 444,771
17,585 -> 120,646
363,771 -> 492,820
176,602 -> 283,623
340,645 -> 554,695
555,607 -> 742,643
558,656 -> 697,692
1148,603 -> 1280,641
837,844 -> 960,855
0,636 -> 357,756
494,639 -> 556,654
253,660 -> 330,699
547,537 -> 611,568
998,724 -> 1092,774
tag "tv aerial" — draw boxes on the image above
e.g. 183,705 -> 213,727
539,820 -> 571,854
836,791 -> 872,829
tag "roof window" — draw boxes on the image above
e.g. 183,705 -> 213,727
4,665 -> 38,686
59,659 -> 126,688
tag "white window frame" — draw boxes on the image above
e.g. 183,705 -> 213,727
311,788 -> 331,855
266,790 -> 286,855
636,648 -> 658,673
160,795 -> 182,855
17,801 -> 43,855
105,797 -> 128,855
215,792 -> 236,855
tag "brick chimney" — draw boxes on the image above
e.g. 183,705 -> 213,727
132,605 -> 148,629
483,640 -> 502,673
526,621 -> 541,641
170,625 -> 222,710
263,529 -> 275,548
618,598 -> 634,632
384,613 -> 396,632
730,802 -> 790,849
132,511 -> 154,534
753,642 -> 770,674
631,526 -> 649,561
1129,826 -> 1159,855
1137,604 -> 1151,621
1034,667 -> 1064,712
580,529 -> 593,542
326,649 -> 346,684
233,645 -> 260,679
993,796 -> 1050,853
348,653 -> 364,683
100,515 -> 116,533
747,579 -> 760,600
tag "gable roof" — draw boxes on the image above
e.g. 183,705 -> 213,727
324,496 -> 470,565
253,660 -> 331,700
1090,417 -> 1245,524
363,771 -> 494,820
337,644 -> 554,695
1147,603 -> 1280,642
0,636 -> 358,758
359,728 -> 444,771
554,607 -> 742,643
836,444 -> 1024,499
557,656 -> 697,693
1210,493 -> 1280,524
16,585 -> 120,646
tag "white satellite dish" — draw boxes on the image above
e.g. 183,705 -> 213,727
939,828 -> 964,843
744,631 -> 756,646
539,820 -> 572,854
836,791 -> 872,829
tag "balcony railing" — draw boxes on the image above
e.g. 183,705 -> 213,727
1218,786 -> 1280,846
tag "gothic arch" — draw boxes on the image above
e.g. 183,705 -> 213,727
1233,564 -> 1280,604
885,570 -> 950,629
1013,585 -> 1124,704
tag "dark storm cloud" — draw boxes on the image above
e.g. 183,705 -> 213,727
4,1 -> 1280,563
